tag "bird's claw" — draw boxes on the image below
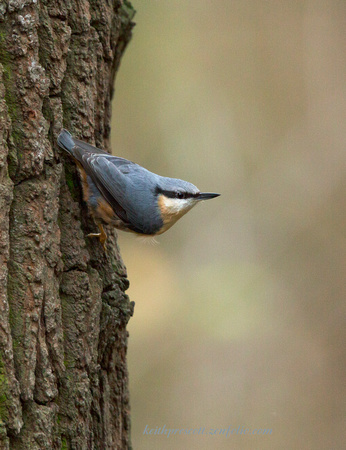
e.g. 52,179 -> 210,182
87,224 -> 107,251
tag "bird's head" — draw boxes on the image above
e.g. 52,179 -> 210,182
155,178 -> 220,234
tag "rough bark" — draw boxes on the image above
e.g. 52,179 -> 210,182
0,0 -> 135,448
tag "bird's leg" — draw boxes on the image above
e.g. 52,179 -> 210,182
87,223 -> 107,250
98,224 -> 107,250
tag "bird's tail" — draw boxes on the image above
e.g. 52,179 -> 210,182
57,129 -> 75,154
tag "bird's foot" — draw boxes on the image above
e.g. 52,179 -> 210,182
87,224 -> 107,251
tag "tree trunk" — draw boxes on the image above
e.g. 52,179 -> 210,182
0,0 -> 135,448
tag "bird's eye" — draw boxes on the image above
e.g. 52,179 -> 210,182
176,191 -> 184,199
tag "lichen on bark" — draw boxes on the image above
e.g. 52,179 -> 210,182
0,0 -> 135,448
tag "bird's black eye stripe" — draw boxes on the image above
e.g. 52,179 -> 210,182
155,186 -> 198,199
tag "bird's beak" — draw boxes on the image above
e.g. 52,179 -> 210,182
196,192 -> 220,200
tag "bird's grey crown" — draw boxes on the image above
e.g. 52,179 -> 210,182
154,177 -> 200,199
111,158 -> 200,198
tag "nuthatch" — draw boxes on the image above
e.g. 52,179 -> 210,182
57,129 -> 220,247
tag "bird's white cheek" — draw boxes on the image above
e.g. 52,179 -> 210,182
162,197 -> 195,215
156,196 -> 197,234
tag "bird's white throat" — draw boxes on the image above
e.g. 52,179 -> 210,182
157,194 -> 197,233
161,195 -> 196,214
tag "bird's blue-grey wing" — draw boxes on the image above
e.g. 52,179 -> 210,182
72,146 -> 162,234
71,137 -> 108,155
71,148 -> 133,226
71,137 -> 137,171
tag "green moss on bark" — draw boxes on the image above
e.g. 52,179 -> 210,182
0,356 -> 9,423
64,165 -> 80,201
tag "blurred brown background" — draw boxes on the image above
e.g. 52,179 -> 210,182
111,1 -> 345,449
